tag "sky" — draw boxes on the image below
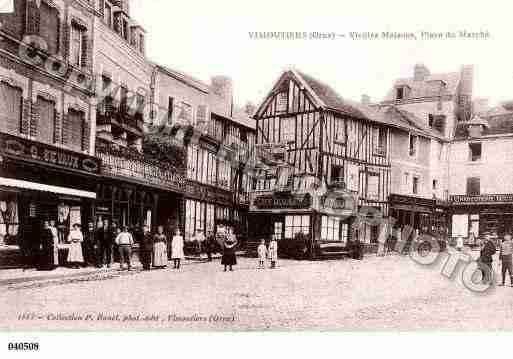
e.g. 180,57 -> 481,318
131,0 -> 513,109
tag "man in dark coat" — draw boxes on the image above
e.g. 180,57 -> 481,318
139,225 -> 153,270
479,235 -> 497,284
38,220 -> 54,271
96,219 -> 113,268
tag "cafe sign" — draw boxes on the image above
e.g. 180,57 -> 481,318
253,193 -> 312,210
451,194 -> 513,205
0,133 -> 100,174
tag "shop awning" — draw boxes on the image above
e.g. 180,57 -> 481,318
0,177 -> 96,199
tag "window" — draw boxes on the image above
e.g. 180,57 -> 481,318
185,200 -> 206,240
284,215 -> 310,239
409,134 -> 418,157
331,164 -> 343,183
218,159 -> 231,188
396,87 -> 404,100
104,2 -> 112,26
467,177 -> 480,196
70,23 -> 85,67
206,204 -> 215,232
68,109 -> 84,151
36,96 -> 55,144
469,143 -> 482,162
428,114 -> 434,128
281,116 -> 295,143
139,34 -> 145,53
120,86 -> 128,113
367,172 -> 379,200
135,93 -> 144,120
0,82 -> 22,135
39,1 -> 59,54
122,19 -> 128,40
374,127 -> 387,155
179,102 -> 193,124
432,179 -> 438,190
273,222 -> 283,241
321,216 -> 341,241
167,97 -> 174,124
413,176 -> 419,195
187,145 -> 199,180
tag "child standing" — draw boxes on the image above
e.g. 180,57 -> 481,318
269,237 -> 278,269
257,239 -> 267,269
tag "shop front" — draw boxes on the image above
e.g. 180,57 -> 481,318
450,194 -> 513,243
0,132 -> 100,266
183,180 -> 243,252
248,185 -> 358,259
389,194 -> 437,233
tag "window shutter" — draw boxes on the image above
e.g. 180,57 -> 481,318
81,31 -> 88,68
0,83 -> 22,135
36,97 -> 55,144
54,112 -> 62,143
68,109 -> 84,151
25,0 -> 40,35
61,113 -> 69,144
82,119 -> 90,153
62,23 -> 71,60
29,101 -> 39,138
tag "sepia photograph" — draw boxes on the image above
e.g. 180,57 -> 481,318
1,0 -> 513,353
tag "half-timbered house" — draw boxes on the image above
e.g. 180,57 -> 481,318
249,69 -> 396,257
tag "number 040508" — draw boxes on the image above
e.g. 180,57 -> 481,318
8,342 -> 39,351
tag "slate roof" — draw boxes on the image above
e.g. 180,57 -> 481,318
455,105 -> 513,139
292,70 -> 443,139
383,72 -> 461,101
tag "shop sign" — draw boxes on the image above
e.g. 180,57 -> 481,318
321,190 -> 357,216
390,194 -> 434,208
451,194 -> 513,205
0,133 -> 100,174
185,181 -> 232,205
253,193 -> 312,210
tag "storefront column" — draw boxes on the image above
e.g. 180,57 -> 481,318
152,193 -> 159,229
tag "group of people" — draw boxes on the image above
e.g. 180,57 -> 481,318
257,237 -> 278,269
37,219 -> 243,273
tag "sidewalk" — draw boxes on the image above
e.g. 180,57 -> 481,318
0,251 -> 247,289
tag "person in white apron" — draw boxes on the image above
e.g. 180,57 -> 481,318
67,224 -> 84,268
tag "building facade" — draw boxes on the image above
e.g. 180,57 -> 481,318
250,69 -> 396,257
379,64 -> 474,235
449,109 -> 513,241
0,0 -> 100,251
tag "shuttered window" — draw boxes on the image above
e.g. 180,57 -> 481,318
39,1 -> 59,54
0,82 -> 22,135
36,96 -> 55,144
68,109 -> 84,151
70,23 -> 84,67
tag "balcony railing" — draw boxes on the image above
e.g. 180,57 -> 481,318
97,100 -> 144,135
96,144 -> 186,193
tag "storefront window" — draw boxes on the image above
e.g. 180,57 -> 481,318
284,215 -> 310,239
321,216 -> 340,241
0,194 -> 19,245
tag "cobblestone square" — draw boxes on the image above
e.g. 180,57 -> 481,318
2,251 -> 513,331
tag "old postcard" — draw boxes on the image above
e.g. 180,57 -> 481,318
1,0 -> 513,353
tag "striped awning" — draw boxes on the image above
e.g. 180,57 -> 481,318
0,177 -> 96,199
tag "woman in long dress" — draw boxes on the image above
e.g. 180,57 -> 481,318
221,228 -> 237,272
153,225 -> 168,268
67,223 -> 84,269
171,229 -> 184,269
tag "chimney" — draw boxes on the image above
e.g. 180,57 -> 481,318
414,63 -> 430,81
459,65 -> 474,122
361,94 -> 371,105
211,76 -> 233,117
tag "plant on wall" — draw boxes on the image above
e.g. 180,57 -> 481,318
143,134 -> 186,170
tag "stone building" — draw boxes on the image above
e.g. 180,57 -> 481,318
379,64 -> 475,235
0,0 -> 100,249
449,104 -> 513,240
